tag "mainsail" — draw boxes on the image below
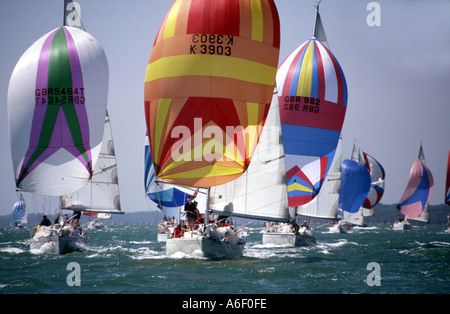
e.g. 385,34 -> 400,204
144,0 -> 280,188
313,2 -> 328,49
209,91 -> 289,222
7,22 -> 109,196
275,5 -> 347,207
397,144 -> 434,220
64,111 -> 123,215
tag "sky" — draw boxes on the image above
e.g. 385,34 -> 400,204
1,0 -> 449,218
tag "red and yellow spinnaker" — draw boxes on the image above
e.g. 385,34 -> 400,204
145,0 -> 280,187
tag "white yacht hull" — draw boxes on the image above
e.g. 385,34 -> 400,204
393,221 -> 412,231
262,232 -> 316,247
30,234 -> 89,254
166,236 -> 245,259
157,232 -> 169,242
328,224 -> 349,234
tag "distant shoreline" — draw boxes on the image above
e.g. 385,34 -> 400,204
1,203 -> 448,227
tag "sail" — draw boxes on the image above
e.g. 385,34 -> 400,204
446,149 -> 450,206
397,145 -> 434,219
361,151 -> 385,209
276,35 -> 347,207
145,132 -> 194,218
7,25 -> 109,196
12,194 -> 27,224
339,159 -> 371,214
209,91 -> 289,222
313,4 -> 328,48
297,137 -> 342,220
144,0 -> 281,188
64,111 -> 122,214
342,209 -> 365,226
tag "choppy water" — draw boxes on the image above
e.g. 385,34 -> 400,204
0,224 -> 449,294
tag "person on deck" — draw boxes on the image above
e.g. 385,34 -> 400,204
172,223 -> 186,238
184,196 -> 196,231
39,215 -> 51,227
72,211 -> 81,225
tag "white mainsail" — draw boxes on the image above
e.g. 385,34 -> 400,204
64,111 -> 123,215
209,91 -> 289,222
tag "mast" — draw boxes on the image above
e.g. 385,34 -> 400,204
205,188 -> 210,225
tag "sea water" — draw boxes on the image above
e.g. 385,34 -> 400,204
0,224 -> 448,294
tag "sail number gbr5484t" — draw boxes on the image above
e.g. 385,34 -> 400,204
282,96 -> 320,113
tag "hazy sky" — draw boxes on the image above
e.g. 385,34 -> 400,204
1,0 -> 449,217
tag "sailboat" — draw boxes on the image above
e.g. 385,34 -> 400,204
144,0 -> 281,258
7,1 -> 114,253
335,157 -> 371,232
394,144 -> 434,230
12,194 -> 27,228
208,91 -> 316,246
361,151 -> 385,214
341,145 -> 385,228
268,4 -> 348,240
144,132 -> 197,242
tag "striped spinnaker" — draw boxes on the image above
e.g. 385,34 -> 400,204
8,26 -> 108,196
145,0 -> 280,187
276,38 -> 347,206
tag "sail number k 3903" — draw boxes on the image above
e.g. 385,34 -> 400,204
283,96 -> 320,113
190,34 -> 233,56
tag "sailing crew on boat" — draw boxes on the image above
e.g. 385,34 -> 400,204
184,196 -> 196,231
301,220 -> 309,229
195,213 -> 204,227
39,215 -> 51,227
172,223 -> 187,238
72,210 -> 82,225
73,221 -> 83,236
217,216 -> 230,228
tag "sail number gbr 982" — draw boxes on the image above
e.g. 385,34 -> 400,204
283,96 -> 320,113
